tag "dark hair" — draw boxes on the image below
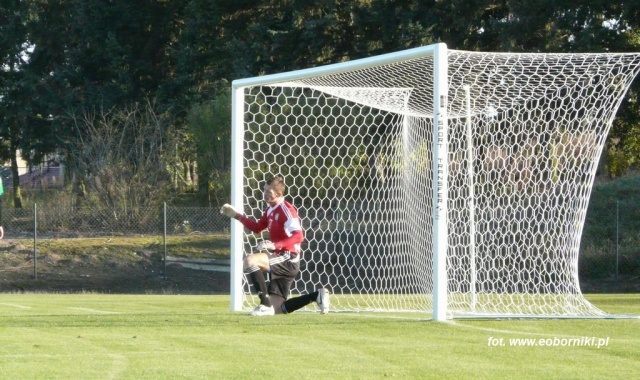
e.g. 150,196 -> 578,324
266,175 -> 286,195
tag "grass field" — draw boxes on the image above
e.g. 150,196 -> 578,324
0,294 -> 638,379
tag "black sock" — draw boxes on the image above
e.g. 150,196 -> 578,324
248,270 -> 271,307
281,291 -> 318,314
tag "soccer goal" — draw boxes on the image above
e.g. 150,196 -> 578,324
230,43 -> 640,319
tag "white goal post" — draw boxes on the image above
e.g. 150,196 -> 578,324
230,43 -> 640,320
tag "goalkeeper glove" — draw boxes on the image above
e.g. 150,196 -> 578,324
255,240 -> 276,252
220,203 -> 241,219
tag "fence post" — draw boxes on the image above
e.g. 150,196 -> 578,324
615,200 -> 619,289
163,202 -> 167,278
34,203 -> 38,280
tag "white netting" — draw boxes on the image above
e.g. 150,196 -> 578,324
235,47 -> 640,317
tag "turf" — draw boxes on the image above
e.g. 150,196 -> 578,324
0,294 -> 638,379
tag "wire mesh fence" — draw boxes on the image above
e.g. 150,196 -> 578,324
2,204 -> 229,238
0,201 -> 637,293
0,204 -> 231,294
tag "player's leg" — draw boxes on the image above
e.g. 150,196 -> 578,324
270,294 -> 286,314
243,253 -> 272,309
281,292 -> 315,314
269,255 -> 330,314
268,254 -> 299,314
281,288 -> 330,314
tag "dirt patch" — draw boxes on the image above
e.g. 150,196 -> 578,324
2,239 -> 635,295
0,240 -> 230,294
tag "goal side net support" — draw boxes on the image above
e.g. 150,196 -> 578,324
230,43 -> 640,319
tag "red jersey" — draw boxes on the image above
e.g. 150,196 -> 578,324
237,200 -> 304,255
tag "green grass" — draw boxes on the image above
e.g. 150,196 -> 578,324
0,294 -> 638,379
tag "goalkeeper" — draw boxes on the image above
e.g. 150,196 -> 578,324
221,174 -> 329,316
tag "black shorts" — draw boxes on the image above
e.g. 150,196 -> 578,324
267,251 -> 300,299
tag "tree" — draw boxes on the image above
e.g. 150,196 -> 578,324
4,0 -> 640,213
186,89 -> 231,206
0,0 -> 34,208
67,98 -> 177,216
26,0 -> 188,198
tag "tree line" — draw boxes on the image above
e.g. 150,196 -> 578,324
1,0 -> 640,210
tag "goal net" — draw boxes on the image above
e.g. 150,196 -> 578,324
230,43 -> 640,318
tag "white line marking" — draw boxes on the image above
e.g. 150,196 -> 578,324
449,321 -> 555,337
67,307 -> 120,314
341,313 -> 639,342
340,313 -> 431,322
449,321 -> 640,343
0,351 -> 176,359
0,303 -> 31,309
107,353 -> 128,380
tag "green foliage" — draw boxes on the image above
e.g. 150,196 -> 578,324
609,85 -> 640,177
606,149 -> 630,178
581,175 -> 640,280
186,89 -> 232,206
584,176 -> 640,243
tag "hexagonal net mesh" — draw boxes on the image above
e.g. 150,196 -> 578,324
233,46 -> 640,317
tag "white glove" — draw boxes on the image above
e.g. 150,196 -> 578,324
220,203 -> 240,219
255,240 -> 276,252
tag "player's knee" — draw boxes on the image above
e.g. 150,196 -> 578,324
245,253 -> 269,271
270,295 -> 286,314
243,254 -> 257,269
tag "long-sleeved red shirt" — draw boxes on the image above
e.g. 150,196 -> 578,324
236,200 -> 304,256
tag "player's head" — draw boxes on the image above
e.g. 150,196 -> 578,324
264,175 -> 285,205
